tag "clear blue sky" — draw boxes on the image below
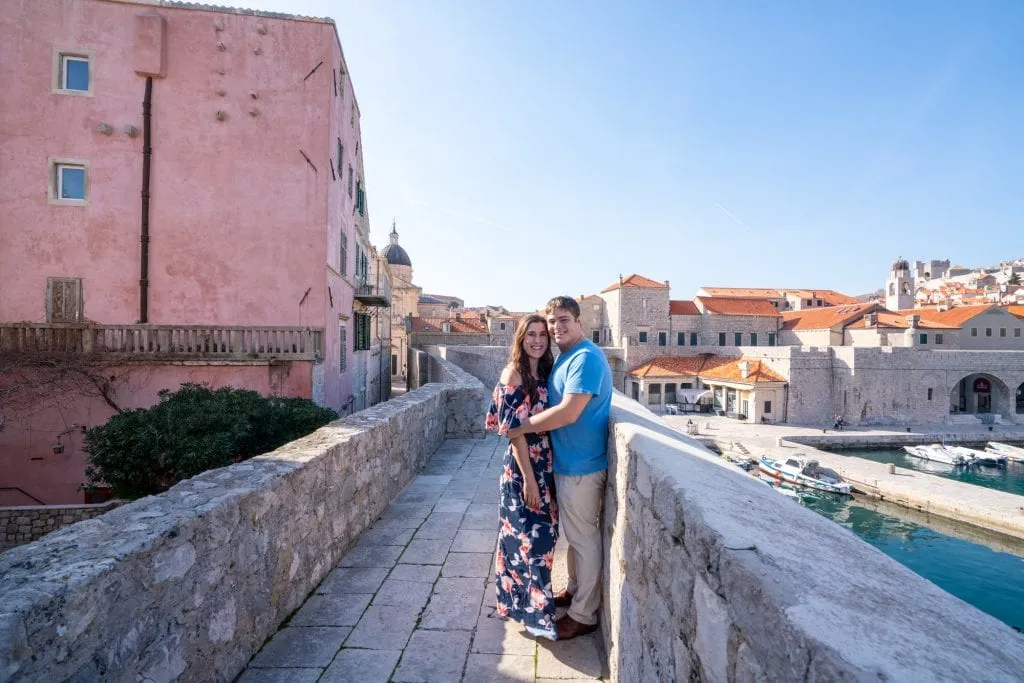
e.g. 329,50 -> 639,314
248,0 -> 1024,310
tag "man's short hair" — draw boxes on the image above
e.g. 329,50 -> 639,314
545,296 -> 580,319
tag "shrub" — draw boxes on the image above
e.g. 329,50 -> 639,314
84,384 -> 338,499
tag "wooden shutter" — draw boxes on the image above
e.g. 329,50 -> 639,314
47,278 -> 83,322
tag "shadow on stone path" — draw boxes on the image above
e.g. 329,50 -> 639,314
239,433 -> 607,682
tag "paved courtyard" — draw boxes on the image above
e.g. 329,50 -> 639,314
238,433 -> 607,682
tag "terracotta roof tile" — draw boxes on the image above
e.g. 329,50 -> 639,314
894,304 -> 997,329
669,300 -> 700,316
601,274 -> 670,293
781,303 -> 877,330
410,317 -> 488,334
698,359 -> 787,385
699,287 -> 781,298
1007,305 -> 1024,321
629,355 -> 731,378
848,311 -> 956,330
695,297 -> 781,317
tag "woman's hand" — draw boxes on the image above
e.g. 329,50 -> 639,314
523,478 -> 541,510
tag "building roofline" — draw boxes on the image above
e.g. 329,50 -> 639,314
100,0 -> 334,24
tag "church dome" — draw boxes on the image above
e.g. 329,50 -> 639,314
382,220 -> 412,267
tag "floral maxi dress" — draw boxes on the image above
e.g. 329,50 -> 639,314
485,381 -> 559,640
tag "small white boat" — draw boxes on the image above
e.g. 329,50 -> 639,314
759,456 -> 852,494
944,445 -> 1006,468
986,442 -> 1024,463
903,444 -> 970,466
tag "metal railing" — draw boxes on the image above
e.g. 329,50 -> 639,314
0,324 -> 324,360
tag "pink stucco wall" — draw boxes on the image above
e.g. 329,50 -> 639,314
0,361 -> 313,505
0,0 -> 370,501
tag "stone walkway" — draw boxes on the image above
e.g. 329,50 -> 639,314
238,434 -> 606,682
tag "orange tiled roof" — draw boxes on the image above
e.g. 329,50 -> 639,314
847,311 -> 956,330
695,297 -> 781,317
698,359 -> 786,385
669,299 -> 700,316
1007,305 -> 1024,321
410,317 -> 488,334
894,304 -> 997,329
699,287 -> 781,298
601,274 -> 670,293
629,355 -> 732,378
781,303 -> 877,330
811,290 -> 861,306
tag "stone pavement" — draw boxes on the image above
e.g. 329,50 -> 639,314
239,434 -> 607,682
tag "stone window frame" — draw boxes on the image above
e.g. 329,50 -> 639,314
52,47 -> 94,96
638,331 -> 648,344
48,157 -> 90,205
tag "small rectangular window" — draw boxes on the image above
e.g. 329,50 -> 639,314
734,332 -> 742,346
718,332 -> 726,346
592,331 -> 599,343
339,323 -> 347,371
337,140 -> 343,181
764,400 -> 772,414
60,54 -> 89,92
927,388 -> 933,401
919,333 -> 928,345
348,165 -> 354,197
986,328 -> 992,337
638,331 -> 648,343
680,382 -> 693,389
658,332 -> 667,346
971,328 -> 978,337
1000,328 -> 1007,337
678,332 -> 685,346
500,322 -> 506,331
1016,329 -> 1021,337
691,332 -> 698,346
340,233 -> 348,276
750,333 -> 757,346
768,332 -> 776,346
57,164 -> 86,200
936,333 -> 944,344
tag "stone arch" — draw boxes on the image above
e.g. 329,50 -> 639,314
948,372 -> 1013,419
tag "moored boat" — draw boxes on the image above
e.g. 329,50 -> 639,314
903,444 -> 970,466
986,442 -> 1024,463
758,456 -> 852,494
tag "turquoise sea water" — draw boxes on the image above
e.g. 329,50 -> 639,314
829,447 -> 1024,496
784,488 -> 1024,631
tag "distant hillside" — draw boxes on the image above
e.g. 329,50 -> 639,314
855,289 -> 883,302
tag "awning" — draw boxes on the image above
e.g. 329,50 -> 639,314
677,389 -> 712,404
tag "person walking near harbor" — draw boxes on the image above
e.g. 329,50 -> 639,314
508,296 -> 612,640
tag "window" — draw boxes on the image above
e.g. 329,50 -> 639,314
592,331 -> 600,343
804,299 -> 811,307
718,332 -> 726,346
500,322 -> 506,331
348,165 -> 354,197
665,383 -> 677,404
354,313 -> 371,351
648,383 -> 661,406
971,328 -> 978,337
680,382 -> 693,389
54,52 -> 90,94
1016,329 -> 1021,337
690,332 -> 698,346
927,388 -> 933,401
46,277 -> 83,322
356,182 -> 365,216
750,333 -> 757,346
768,332 -> 776,346
658,332 -> 667,346
56,164 -> 86,200
678,332 -> 685,346
919,333 -> 928,345
764,400 -> 772,414
816,300 -> 823,307
340,233 -> 348,276
986,328 -> 992,337
339,322 -> 347,371
936,333 -> 944,344
337,140 -> 343,181
638,331 -> 648,343
1000,328 -> 1007,337
734,332 -> 742,346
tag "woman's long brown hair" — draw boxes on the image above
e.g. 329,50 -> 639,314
508,314 -> 554,404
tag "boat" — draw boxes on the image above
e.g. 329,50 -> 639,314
941,444 -> 1006,468
758,456 -> 852,494
986,442 -> 1024,463
903,444 -> 971,466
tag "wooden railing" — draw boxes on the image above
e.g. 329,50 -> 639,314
0,324 -> 324,361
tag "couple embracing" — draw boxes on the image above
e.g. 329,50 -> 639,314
484,296 -> 613,641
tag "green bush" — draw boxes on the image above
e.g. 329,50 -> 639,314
84,383 -> 338,499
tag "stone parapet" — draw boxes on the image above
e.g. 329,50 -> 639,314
0,362 -> 486,682
0,501 -> 122,552
601,393 -> 1024,681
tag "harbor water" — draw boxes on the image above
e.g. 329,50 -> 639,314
827,447 -> 1024,496
777,484 -> 1024,631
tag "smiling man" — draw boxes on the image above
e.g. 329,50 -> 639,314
507,295 -> 612,640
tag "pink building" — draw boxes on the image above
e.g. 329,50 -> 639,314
0,0 -> 386,504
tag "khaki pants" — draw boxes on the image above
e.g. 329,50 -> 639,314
555,469 -> 607,625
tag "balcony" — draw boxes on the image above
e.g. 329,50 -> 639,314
0,324 -> 323,361
354,276 -> 391,308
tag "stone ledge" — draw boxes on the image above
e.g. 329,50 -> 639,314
602,393 -> 1024,681
0,368 -> 484,683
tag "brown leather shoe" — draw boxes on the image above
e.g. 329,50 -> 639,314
556,614 -> 599,640
553,590 -> 573,608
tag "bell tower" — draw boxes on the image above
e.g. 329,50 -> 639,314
886,257 -> 915,310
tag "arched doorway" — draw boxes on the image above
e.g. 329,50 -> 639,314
1017,382 -> 1024,414
950,373 -> 1012,418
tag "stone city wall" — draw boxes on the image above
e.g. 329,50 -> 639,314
0,501 -> 122,552
424,345 -> 508,390
0,354 -> 484,683
601,393 -> 1024,682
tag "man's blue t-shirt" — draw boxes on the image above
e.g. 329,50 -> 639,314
548,338 -> 612,476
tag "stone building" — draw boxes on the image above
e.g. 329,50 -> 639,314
417,294 -> 463,319
382,222 -> 419,381
886,258 -> 916,311
0,0 -> 373,503
598,274 -> 671,348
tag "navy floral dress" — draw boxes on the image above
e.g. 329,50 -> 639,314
485,381 -> 559,640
